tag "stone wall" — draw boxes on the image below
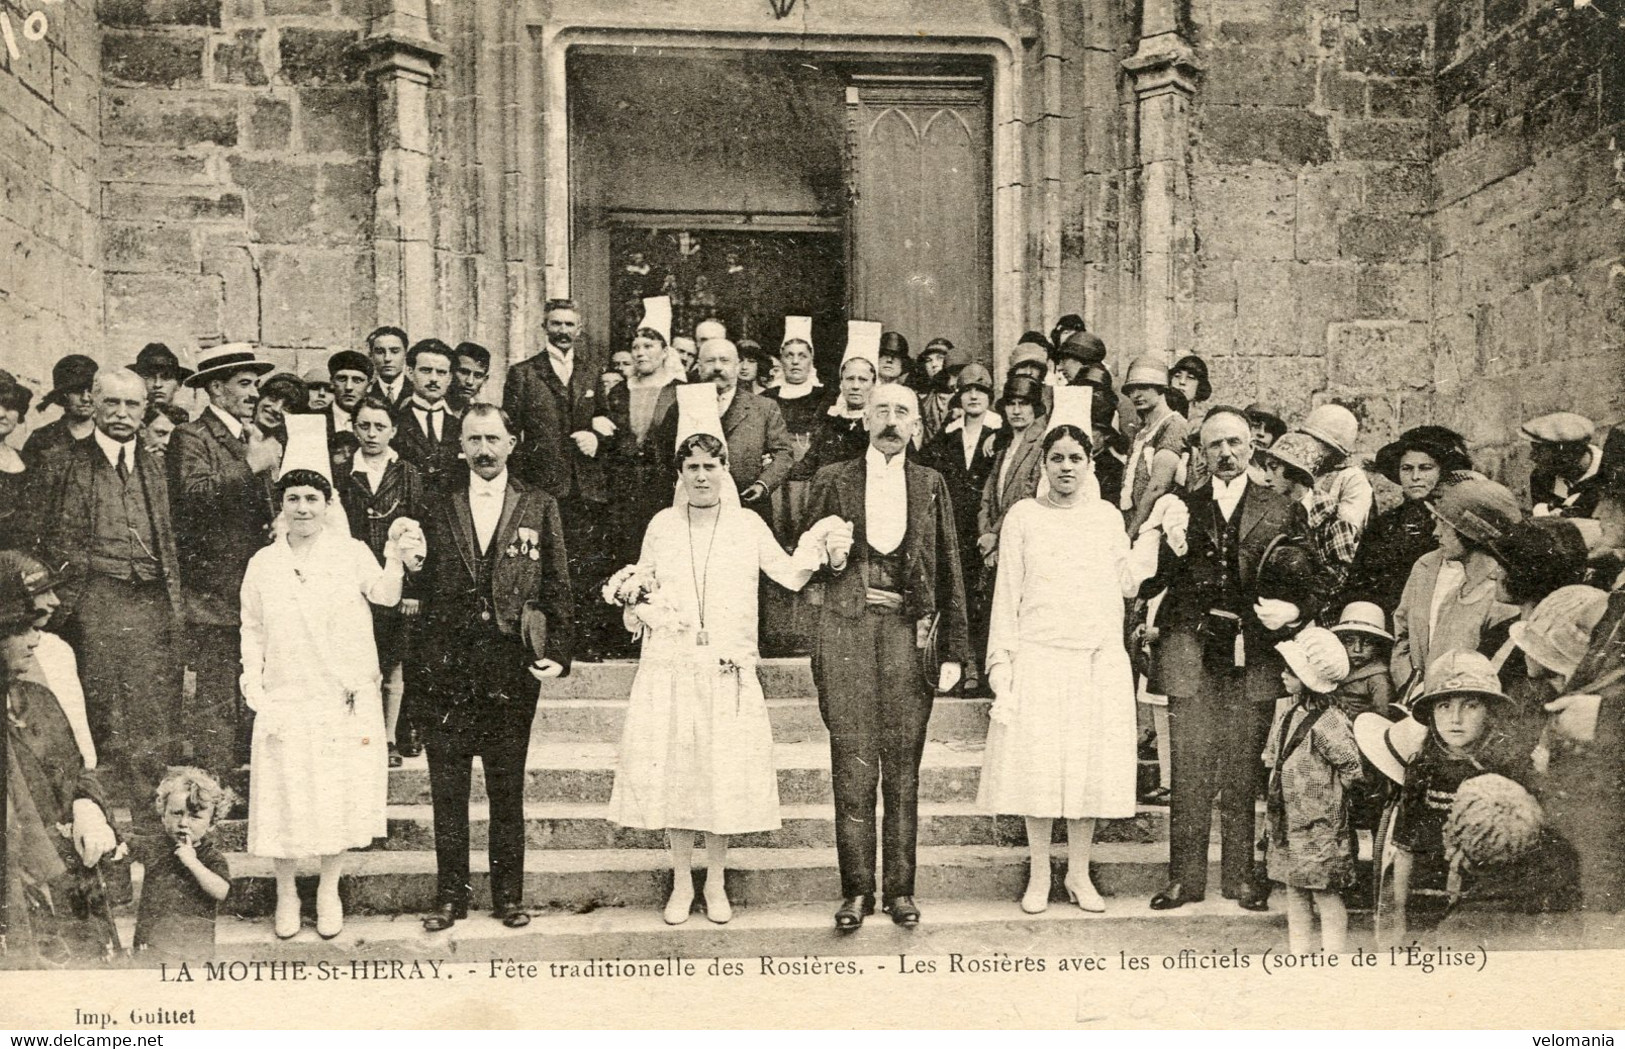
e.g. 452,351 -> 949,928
99,0 -> 374,377
1429,0 -> 1625,491
1186,0 -> 1435,457
0,0 -> 101,400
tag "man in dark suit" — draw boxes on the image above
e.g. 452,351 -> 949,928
805,382 -> 969,930
1139,405 -> 1318,912
327,349 -> 373,434
168,344 -> 278,773
649,338 -> 793,522
502,298 -> 628,657
34,368 -> 186,822
392,338 -> 463,490
411,403 -> 573,932
364,326 -> 412,409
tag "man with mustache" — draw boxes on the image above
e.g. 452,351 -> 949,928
393,338 -> 463,490
804,382 -> 969,930
1137,406 -> 1320,913
502,298 -> 629,659
410,404 -> 573,932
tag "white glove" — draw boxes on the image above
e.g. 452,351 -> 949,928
1253,598 -> 1301,631
528,658 -> 565,681
936,661 -> 963,694
71,799 -> 116,868
988,662 -> 1013,699
1544,693 -> 1602,744
591,416 -> 617,438
987,663 -> 1015,725
571,430 -> 599,458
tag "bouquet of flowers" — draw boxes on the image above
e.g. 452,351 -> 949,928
601,564 -> 687,637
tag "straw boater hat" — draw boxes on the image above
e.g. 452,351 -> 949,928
1409,650 -> 1513,729
185,343 -> 274,388
1330,601 -> 1395,644
1275,625 -> 1350,695
1354,712 -> 1428,785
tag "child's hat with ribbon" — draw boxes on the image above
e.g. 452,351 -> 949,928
1354,712 -> 1428,785
1410,650 -> 1512,728
1330,601 -> 1395,643
1275,625 -> 1350,695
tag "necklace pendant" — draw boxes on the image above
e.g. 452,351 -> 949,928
696,630 -> 709,646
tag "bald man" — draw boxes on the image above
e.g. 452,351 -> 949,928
33,368 -> 186,822
805,383 -> 969,929
651,338 -> 793,521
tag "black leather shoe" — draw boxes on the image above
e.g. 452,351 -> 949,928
492,902 -> 531,928
388,743 -> 403,769
882,895 -> 921,927
833,895 -> 874,930
398,727 -> 424,759
1149,882 -> 1204,910
422,901 -> 467,933
1235,882 -> 1271,912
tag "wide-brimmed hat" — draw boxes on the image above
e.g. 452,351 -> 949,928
130,342 -> 193,381
1331,601 -> 1395,643
185,343 -> 274,388
1260,431 -> 1334,485
998,374 -> 1047,410
1121,356 -> 1169,391
1055,330 -> 1107,367
1410,650 -> 1512,728
1277,625 -> 1350,694
1373,425 -> 1472,484
1428,476 -> 1522,549
1298,403 -> 1359,456
40,354 -> 98,408
878,331 -> 910,360
1355,712 -> 1427,785
1510,585 -> 1610,680
1169,355 -> 1212,402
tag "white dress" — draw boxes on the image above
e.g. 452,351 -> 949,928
240,528 -> 395,857
607,505 -> 822,834
976,496 -> 1141,819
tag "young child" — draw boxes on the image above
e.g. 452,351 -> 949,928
1386,649 -> 1517,940
1263,626 -> 1363,952
1330,601 -> 1397,719
133,767 -> 236,962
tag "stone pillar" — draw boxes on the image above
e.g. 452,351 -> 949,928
363,0 -> 444,337
1122,0 -> 1198,363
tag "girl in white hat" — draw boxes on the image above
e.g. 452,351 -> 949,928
1263,626 -> 1362,952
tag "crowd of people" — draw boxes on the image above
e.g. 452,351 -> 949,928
2,290 -> 1623,966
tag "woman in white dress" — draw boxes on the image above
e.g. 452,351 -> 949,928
977,421 -> 1160,914
606,431 -> 842,925
240,468 -> 412,940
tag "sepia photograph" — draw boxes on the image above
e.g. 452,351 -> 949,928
0,0 -> 1623,1032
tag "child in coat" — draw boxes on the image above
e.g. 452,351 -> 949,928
133,767 -> 236,962
1263,626 -> 1364,952
1329,601 -> 1397,719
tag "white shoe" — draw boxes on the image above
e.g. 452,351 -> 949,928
663,879 -> 695,925
703,877 -> 732,924
274,891 -> 301,940
1021,867 -> 1051,914
316,885 -> 344,939
1065,873 -> 1105,913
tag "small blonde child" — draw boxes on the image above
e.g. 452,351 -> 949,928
133,767 -> 236,961
1263,626 -> 1363,952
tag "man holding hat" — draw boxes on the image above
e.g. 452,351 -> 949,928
33,367 -> 185,824
327,349 -> 373,434
1523,411 -> 1605,520
130,343 -> 194,417
805,381 -> 969,929
22,354 -> 99,465
169,343 -> 278,772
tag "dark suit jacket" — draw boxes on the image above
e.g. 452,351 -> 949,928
168,409 -> 274,627
32,436 -> 184,620
390,401 -> 463,491
805,456 -> 970,666
21,418 -> 88,468
365,377 -> 412,412
502,348 -> 627,504
414,470 -> 574,703
648,386 -> 795,496
1141,478 -> 1312,699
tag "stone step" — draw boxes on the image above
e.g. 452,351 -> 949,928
213,801 -> 1175,853
206,897 -> 1290,963
220,842 -> 1244,917
539,659 -> 816,700
532,695 -> 992,744
380,741 -> 991,806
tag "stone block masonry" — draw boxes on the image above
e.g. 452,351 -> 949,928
96,0 -> 375,379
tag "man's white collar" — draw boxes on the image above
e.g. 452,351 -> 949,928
92,427 -> 135,466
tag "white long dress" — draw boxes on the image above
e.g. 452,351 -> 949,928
240,528 -> 395,857
976,496 -> 1141,819
607,505 -> 822,834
